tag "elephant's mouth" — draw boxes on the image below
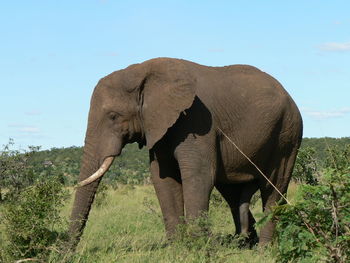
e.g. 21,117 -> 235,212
76,156 -> 115,187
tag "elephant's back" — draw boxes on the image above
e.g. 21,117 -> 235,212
194,64 -> 291,117
198,65 -> 301,137
194,63 -> 302,177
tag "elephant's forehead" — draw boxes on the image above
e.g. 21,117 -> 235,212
92,86 -> 135,113
94,84 -> 127,102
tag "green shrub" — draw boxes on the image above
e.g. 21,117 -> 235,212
0,139 -> 41,201
325,144 -> 350,172
210,188 -> 226,207
0,177 -> 68,262
273,147 -> 350,263
292,146 -> 319,185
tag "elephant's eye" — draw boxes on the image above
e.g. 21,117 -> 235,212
109,112 -> 119,121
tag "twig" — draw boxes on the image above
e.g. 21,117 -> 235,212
330,184 -> 339,243
15,258 -> 40,263
323,137 -> 338,170
217,128 -> 324,246
217,128 -> 290,204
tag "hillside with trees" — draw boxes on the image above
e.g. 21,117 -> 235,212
301,137 -> 350,161
1,137 -> 348,190
23,137 -> 350,186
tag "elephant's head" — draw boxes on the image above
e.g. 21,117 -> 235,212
68,58 -> 196,247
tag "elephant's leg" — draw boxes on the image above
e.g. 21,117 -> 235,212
258,146 -> 299,245
181,165 -> 215,221
216,183 -> 258,242
215,184 -> 241,234
150,151 -> 184,238
175,145 -> 215,223
238,182 -> 259,243
259,176 -> 284,245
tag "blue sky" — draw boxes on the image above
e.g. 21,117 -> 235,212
1,1 -> 349,150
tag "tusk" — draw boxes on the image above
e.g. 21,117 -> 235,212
76,156 -> 115,187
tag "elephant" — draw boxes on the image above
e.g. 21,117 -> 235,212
68,57 -> 303,248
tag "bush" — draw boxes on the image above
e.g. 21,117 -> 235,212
325,144 -> 350,172
292,147 -> 319,185
0,139 -> 41,201
0,177 -> 68,262
273,145 -> 350,263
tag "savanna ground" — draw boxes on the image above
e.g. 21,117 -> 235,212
1,139 -> 349,262
45,183 -> 298,263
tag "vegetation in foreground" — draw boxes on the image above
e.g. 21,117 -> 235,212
0,138 -> 349,262
56,185 -> 276,263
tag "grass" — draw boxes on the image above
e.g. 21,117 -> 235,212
47,184 -> 288,263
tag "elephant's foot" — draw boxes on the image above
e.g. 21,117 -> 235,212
258,220 -> 275,246
233,230 -> 258,249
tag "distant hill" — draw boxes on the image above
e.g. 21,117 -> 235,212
301,137 -> 350,162
28,137 -> 350,185
30,143 -> 149,185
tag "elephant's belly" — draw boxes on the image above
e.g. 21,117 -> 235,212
220,172 -> 256,184
217,139 -> 270,184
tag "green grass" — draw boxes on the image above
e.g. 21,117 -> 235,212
1,183 -> 302,262
49,185 -> 280,263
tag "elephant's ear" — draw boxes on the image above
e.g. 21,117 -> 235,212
140,59 -> 196,149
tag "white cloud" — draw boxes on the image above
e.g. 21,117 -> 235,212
19,127 -> 40,133
25,110 -> 42,116
8,124 -> 40,133
318,41 -> 350,52
303,108 -> 350,120
208,48 -> 225,53
105,52 -> 118,57
100,52 -> 118,57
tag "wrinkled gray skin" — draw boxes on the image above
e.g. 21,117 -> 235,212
69,58 -> 303,248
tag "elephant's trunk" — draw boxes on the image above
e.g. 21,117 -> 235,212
68,140 -> 107,248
